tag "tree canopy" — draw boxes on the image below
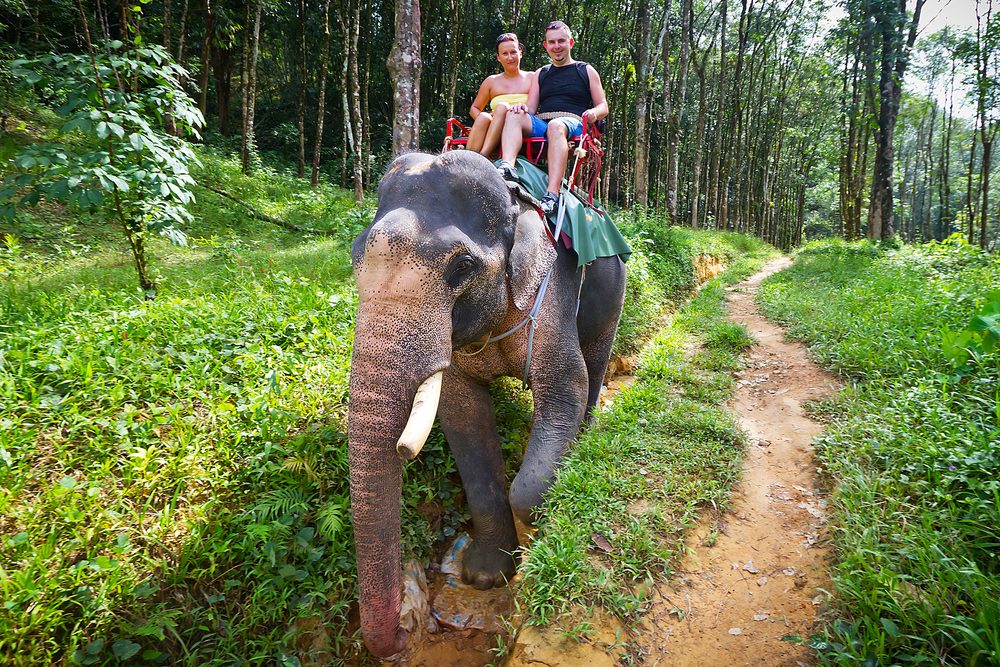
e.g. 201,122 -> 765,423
2,0 -> 999,252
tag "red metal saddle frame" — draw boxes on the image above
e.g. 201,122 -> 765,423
442,117 -> 605,209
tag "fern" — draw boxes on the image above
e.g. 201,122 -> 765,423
251,486 -> 310,521
281,453 -> 320,484
316,498 -> 348,541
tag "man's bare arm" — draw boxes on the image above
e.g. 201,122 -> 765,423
583,65 -> 609,123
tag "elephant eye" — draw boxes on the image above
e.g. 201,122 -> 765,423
447,254 -> 478,286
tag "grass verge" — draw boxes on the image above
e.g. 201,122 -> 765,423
755,237 -> 1000,666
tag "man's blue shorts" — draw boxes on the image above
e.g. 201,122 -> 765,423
528,115 -> 584,139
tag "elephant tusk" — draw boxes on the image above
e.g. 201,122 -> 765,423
396,371 -> 443,460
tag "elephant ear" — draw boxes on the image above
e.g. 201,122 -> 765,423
507,203 -> 557,311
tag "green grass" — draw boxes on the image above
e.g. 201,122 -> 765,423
1,130 -> 777,664
756,237 -> 1000,666
515,241 -> 775,629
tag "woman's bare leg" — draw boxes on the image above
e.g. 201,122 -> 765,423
466,112 -> 492,153
501,113 -> 533,165
479,103 -> 509,157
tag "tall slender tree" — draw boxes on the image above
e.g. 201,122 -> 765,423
311,0 -> 333,186
867,0 -> 926,240
388,0 -> 421,155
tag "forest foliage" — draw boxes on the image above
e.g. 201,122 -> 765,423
2,0 -> 999,268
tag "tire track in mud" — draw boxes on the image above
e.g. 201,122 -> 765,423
635,257 -> 838,666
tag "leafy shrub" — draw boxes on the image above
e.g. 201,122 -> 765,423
0,42 -> 203,295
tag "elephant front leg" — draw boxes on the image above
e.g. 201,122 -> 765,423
509,347 -> 589,525
438,369 -> 519,590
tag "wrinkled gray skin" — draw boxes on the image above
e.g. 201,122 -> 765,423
348,150 -> 625,658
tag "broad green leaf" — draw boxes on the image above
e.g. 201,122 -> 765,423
112,640 -> 141,660
880,617 -> 900,637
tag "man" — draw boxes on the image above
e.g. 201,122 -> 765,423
496,20 -> 609,217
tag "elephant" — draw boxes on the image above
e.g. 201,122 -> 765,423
347,149 -> 625,658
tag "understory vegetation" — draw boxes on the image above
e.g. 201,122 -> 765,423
757,239 -> 1000,666
0,139 -> 773,665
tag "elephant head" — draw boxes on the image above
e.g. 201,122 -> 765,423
347,150 -> 555,658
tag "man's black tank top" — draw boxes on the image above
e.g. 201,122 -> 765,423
537,62 -> 593,116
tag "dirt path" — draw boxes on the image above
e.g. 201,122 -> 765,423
635,257 -> 838,665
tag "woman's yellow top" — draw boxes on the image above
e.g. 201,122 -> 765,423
490,93 -> 528,110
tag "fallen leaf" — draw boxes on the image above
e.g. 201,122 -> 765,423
591,533 -> 613,553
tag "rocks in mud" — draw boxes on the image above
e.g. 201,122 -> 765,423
430,533 -> 513,634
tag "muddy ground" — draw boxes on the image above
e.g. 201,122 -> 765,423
396,257 -> 839,666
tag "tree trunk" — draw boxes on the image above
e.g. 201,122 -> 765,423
967,135 -> 978,244
338,5 -> 350,189
348,0 -> 365,202
214,44 -> 234,136
297,0 -> 307,178
311,0 -> 333,186
924,110 -> 935,241
721,0 -> 751,231
690,41 -> 712,230
708,0 -> 727,228
658,0 -> 673,212
240,0 -> 261,173
177,0 -> 190,66
388,0 -> 421,155
362,6 -> 372,187
445,0 -> 461,120
198,0 -> 213,123
867,0 -> 925,241
939,62 -> 955,235
666,0 -> 692,223
633,0 -> 651,209
163,0 -> 176,135
980,134 -> 992,249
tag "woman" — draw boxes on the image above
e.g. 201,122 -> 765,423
466,33 -> 534,156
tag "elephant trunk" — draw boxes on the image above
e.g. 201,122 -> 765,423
348,370 -> 408,657
348,308 -> 450,658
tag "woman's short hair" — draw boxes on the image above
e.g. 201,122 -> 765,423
496,32 -> 521,52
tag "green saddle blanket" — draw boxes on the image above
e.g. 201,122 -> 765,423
502,157 -> 631,267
